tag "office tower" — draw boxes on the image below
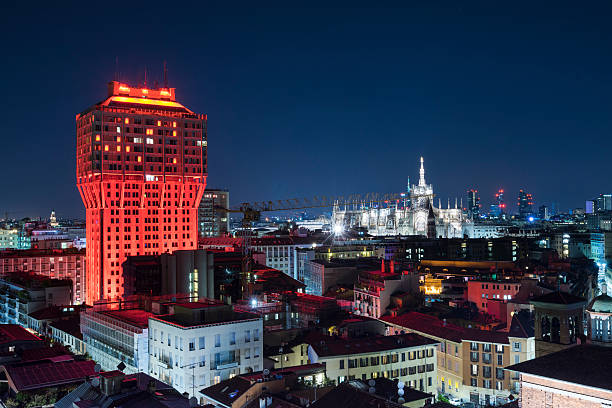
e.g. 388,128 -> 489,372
538,205 -> 549,221
198,189 -> 229,237
590,194 -> 612,214
490,189 -> 506,218
467,189 -> 481,219
518,189 -> 534,219
76,81 -> 207,303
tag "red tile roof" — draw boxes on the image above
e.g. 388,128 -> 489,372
3,360 -> 96,392
309,333 -> 437,357
0,324 -> 42,344
380,312 -> 509,344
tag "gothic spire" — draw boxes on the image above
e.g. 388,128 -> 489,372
419,156 -> 426,186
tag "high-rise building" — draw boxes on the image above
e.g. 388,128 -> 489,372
467,189 -> 481,219
198,189 -> 229,238
490,189 -> 506,218
517,189 -> 534,219
76,81 -> 207,304
588,194 -> 612,214
538,205 -> 549,221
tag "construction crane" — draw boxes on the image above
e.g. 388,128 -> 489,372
215,192 -> 405,289
218,192 -> 404,250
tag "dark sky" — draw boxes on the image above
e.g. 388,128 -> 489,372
2,1 -> 612,219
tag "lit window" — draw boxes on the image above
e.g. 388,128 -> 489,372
172,130 -> 177,136
146,138 -> 154,145
146,129 -> 153,135
157,120 -> 161,126
116,146 -> 121,152
95,135 -> 100,142
173,121 -> 177,127
126,146 -> 131,152
104,145 -> 109,151
116,136 -> 121,142
116,126 -> 121,133
125,118 -> 130,124
137,156 -> 142,162
173,158 -> 177,164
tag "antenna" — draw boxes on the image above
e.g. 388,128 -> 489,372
163,61 -> 168,88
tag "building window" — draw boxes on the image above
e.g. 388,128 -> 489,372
215,334 -> 221,347
513,342 -> 521,352
199,336 -> 205,350
189,339 -> 195,351
229,332 -> 236,345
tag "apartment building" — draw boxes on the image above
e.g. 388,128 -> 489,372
307,333 -> 438,395
0,274 -> 72,326
0,248 -> 86,304
148,301 -> 263,398
381,311 -> 534,406
354,267 -> 418,318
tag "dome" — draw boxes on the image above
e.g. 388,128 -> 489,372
590,293 -> 612,313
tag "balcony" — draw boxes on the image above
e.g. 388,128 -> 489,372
214,359 -> 240,370
470,352 -> 479,362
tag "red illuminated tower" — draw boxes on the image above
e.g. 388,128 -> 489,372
76,81 -> 207,304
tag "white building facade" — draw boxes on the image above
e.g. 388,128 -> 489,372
148,303 -> 264,398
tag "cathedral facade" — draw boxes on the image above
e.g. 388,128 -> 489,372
332,157 -> 471,238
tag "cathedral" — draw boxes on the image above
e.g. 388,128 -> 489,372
332,157 -> 471,238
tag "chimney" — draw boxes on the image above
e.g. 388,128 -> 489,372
100,371 -> 125,397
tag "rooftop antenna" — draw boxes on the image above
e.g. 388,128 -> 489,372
163,61 -> 168,88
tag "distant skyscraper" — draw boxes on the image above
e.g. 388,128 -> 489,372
539,205 -> 549,220
467,189 -> 481,219
198,189 -> 230,238
518,189 -> 534,219
490,189 -> 506,218
590,194 -> 612,214
76,81 -> 207,303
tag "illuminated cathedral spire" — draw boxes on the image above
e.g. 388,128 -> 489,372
419,156 -> 426,186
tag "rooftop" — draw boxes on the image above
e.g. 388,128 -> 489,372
531,291 -> 586,306
2,359 -> 96,392
100,309 -> 154,329
0,324 -> 42,344
507,345 -> 612,391
311,382 -> 405,408
308,333 -> 437,358
380,312 -> 510,344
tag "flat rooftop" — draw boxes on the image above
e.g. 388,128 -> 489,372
100,309 -> 154,329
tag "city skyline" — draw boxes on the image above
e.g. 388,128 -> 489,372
3,2 -> 612,218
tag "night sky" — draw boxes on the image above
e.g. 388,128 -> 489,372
2,2 -> 612,219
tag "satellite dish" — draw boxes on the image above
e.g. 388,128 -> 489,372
368,379 -> 376,387
369,387 -> 375,394
189,397 -> 198,407
117,362 -> 126,372
94,364 -> 101,373
397,381 -> 404,389
398,397 -> 405,404
91,377 -> 100,387
398,389 -> 404,396
263,369 -> 270,376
